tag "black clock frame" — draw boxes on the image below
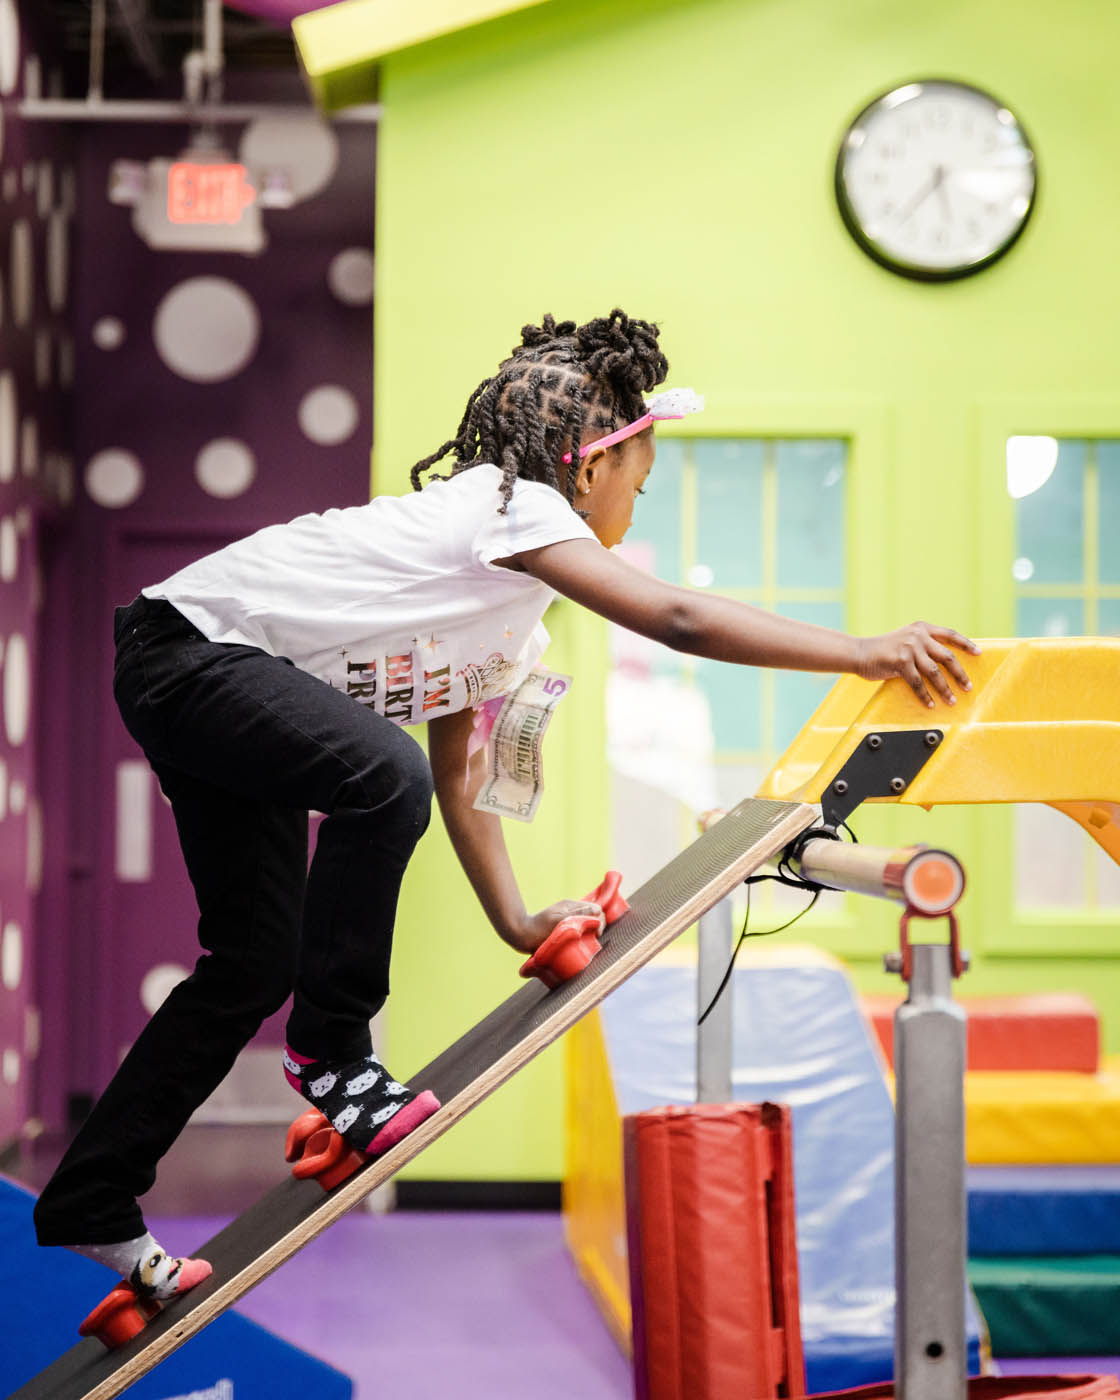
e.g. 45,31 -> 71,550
833,77 -> 1038,283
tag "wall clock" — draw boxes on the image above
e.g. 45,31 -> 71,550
834,79 -> 1037,281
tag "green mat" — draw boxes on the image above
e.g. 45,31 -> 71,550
967,1256 -> 1120,1356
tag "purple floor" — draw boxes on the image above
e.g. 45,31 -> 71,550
148,1210 -> 634,1400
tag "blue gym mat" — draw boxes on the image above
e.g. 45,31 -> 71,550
599,949 -> 985,1393
0,1172 -> 353,1399
968,1166 -> 1120,1257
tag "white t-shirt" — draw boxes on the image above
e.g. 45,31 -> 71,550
143,464 -> 597,727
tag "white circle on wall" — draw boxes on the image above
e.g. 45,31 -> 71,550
34,329 -> 50,388
239,115 -> 339,203
85,449 -> 144,509
196,438 -> 255,499
10,218 -> 32,327
46,210 -> 68,311
2,920 -> 20,989
37,160 -> 52,218
0,373 -> 13,482
0,517 -> 17,580
93,316 -> 125,351
154,277 -> 260,383
9,778 -> 24,812
299,385 -> 359,445
328,248 -> 374,306
140,962 -> 189,1015
2,1049 -> 18,1085
4,633 -> 29,746
0,0 -> 18,96
20,417 -> 37,476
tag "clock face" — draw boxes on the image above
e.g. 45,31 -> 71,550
835,80 -> 1037,281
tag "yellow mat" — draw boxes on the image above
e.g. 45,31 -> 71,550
960,1055 -> 1120,1164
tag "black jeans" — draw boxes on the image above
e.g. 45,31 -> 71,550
34,595 -> 433,1245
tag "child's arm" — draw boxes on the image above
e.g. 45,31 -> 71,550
427,707 -> 604,953
514,538 -> 978,707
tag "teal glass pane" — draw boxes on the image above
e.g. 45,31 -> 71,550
692,439 -> 764,589
1015,596 -> 1084,638
773,601 -> 848,753
628,435 -> 684,583
1012,438 -> 1085,585
775,440 -> 847,590
1096,441 -> 1120,585
1099,598 -> 1120,637
695,655 -> 762,753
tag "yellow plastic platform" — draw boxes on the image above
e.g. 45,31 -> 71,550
756,638 -> 1120,865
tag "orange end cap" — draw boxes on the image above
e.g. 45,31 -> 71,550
904,851 -> 965,914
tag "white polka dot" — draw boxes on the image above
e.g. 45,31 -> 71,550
58,335 -> 74,388
23,53 -> 40,100
0,756 -> 9,819
0,1 -> 18,96
140,963 -> 189,1016
4,634 -> 29,746
154,277 -> 260,383
239,115 -> 339,203
0,517 -> 17,580
328,248 -> 374,306
46,211 -> 68,311
20,417 -> 37,476
36,160 -> 52,218
92,316 -> 125,351
299,385 -> 359,445
0,373 -> 14,481
34,329 -> 50,388
2,921 -> 20,989
2,1049 -> 19,1085
195,438 -> 255,499
27,795 -> 41,893
85,449 -> 144,508
10,218 -> 32,327
9,778 -> 25,813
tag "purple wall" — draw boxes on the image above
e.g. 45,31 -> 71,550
7,52 -> 376,1140
0,1 -> 78,1147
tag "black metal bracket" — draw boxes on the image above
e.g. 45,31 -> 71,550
820,728 -> 943,830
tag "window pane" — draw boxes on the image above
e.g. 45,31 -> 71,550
693,439 -> 763,589
695,655 -> 762,752
774,601 -> 848,753
1013,439 -> 1085,585
1015,803 -> 1086,908
775,439 -> 847,590
1097,441 -> 1120,586
1016,596 -> 1084,638
630,435 -> 684,583
1099,598 -> 1120,637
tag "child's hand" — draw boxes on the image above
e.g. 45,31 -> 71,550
855,622 -> 981,708
505,900 -> 605,954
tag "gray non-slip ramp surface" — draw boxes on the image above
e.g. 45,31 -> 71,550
11,794 -> 815,1400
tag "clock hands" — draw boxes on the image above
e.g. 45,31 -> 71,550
896,163 -> 952,224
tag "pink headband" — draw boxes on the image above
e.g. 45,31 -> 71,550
561,387 -> 705,464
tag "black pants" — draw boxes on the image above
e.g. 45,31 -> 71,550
34,595 -> 433,1245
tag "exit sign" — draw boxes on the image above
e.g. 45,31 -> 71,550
168,162 -> 257,225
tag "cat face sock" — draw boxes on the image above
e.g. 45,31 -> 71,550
66,1232 -> 212,1301
283,1044 -> 440,1156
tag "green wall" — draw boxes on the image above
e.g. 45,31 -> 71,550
372,0 -> 1120,1180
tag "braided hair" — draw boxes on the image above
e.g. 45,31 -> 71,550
409,309 -> 669,514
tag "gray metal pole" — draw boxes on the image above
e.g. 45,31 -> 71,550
696,896 -> 734,1103
890,942 -> 968,1400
